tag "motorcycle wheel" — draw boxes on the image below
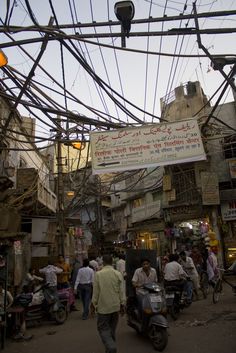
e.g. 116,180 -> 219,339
169,303 -> 180,320
54,307 -> 67,324
149,325 -> 168,352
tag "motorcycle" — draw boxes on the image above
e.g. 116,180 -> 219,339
127,282 -> 168,352
58,287 -> 75,312
165,279 -> 192,320
16,284 -> 68,326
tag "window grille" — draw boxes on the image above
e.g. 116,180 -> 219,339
171,165 -> 199,204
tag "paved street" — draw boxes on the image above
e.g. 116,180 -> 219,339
4,285 -> 236,353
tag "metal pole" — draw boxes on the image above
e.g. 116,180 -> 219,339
56,116 -> 65,256
121,26 -> 126,48
193,2 -> 236,93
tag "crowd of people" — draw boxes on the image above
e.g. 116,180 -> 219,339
162,246 -> 219,303
0,246 -> 222,352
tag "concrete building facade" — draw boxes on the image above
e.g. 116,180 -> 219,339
0,96 -> 57,284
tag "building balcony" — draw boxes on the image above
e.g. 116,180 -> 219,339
37,180 -> 57,213
16,168 -> 57,214
131,200 -> 161,223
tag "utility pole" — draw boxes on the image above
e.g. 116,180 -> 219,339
56,116 -> 65,256
95,175 -> 103,251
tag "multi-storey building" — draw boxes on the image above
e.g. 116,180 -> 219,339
0,95 -> 57,284
110,81 -> 236,266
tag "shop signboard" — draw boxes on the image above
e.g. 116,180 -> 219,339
90,119 -> 206,174
163,205 -> 203,222
221,201 -> 236,221
201,172 -> 220,205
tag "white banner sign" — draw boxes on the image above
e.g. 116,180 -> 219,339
90,119 -> 206,174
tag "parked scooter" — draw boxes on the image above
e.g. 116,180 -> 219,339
165,280 -> 192,320
16,284 -> 68,326
127,283 -> 168,351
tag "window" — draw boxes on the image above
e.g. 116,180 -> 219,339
223,137 -> 236,159
19,157 -> 27,168
171,164 -> 199,204
0,142 -> 7,160
133,198 -> 143,208
106,209 -> 112,221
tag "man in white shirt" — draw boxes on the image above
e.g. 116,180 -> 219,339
39,259 -> 63,303
74,258 -> 94,320
179,251 -> 200,299
206,248 -> 219,284
39,260 -> 63,290
132,258 -> 157,291
164,254 -> 189,298
116,254 -> 126,279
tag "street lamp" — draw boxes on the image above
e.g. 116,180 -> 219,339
0,50 -> 8,67
64,139 -> 86,150
211,56 -> 236,71
66,191 -> 75,198
114,1 -> 135,47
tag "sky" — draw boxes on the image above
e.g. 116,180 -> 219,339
1,0 -> 236,143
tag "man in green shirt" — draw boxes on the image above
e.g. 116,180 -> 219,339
91,254 -> 125,353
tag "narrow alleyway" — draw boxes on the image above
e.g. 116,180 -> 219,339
4,285 -> 236,353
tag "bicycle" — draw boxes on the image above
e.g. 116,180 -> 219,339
212,267 -> 236,304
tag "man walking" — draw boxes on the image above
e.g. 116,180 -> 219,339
91,254 -> 125,353
179,251 -> 199,301
74,258 -> 94,320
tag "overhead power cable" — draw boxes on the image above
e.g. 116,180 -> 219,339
0,88 -> 125,129
1,28 -> 236,59
152,0 -> 168,120
89,0 -> 121,122
71,2 -> 111,118
143,0 -> 153,122
1,16 -> 55,136
6,8 -> 235,30
161,0 -> 190,119
106,0 -> 129,123
1,28 -> 128,126
63,38 -> 162,122
1,65 -> 65,133
202,64 -> 236,128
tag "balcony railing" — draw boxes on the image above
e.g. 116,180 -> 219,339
131,200 -> 161,223
37,180 -> 57,213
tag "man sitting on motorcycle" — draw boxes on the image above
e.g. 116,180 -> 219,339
132,258 -> 158,291
163,254 -> 191,303
131,258 -> 158,321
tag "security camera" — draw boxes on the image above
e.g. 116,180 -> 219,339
211,56 -> 236,71
114,1 -> 135,36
